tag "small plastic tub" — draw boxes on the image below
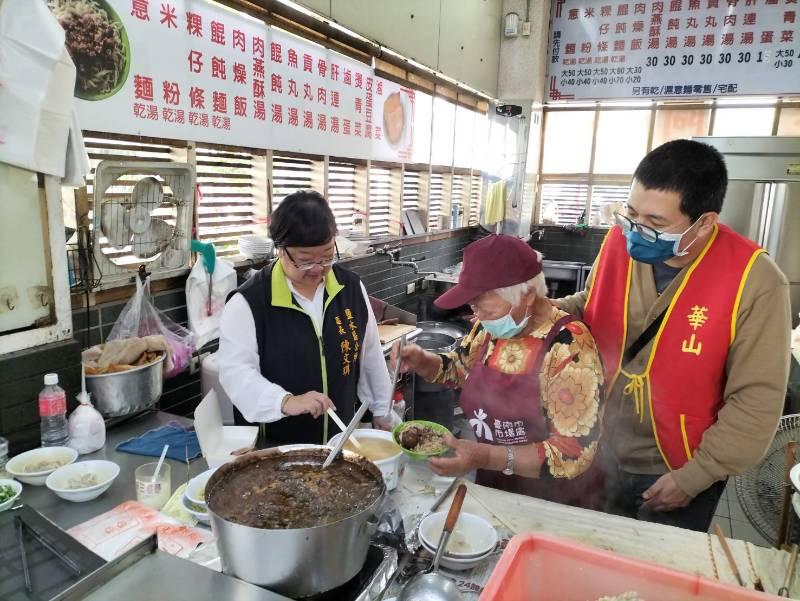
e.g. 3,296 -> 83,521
481,533 -> 780,601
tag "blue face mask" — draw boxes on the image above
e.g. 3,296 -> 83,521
481,310 -> 530,339
624,221 -> 699,264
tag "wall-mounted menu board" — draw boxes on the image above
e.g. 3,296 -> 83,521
547,0 -> 800,101
48,0 -> 415,161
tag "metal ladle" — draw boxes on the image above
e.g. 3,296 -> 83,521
398,484 -> 467,601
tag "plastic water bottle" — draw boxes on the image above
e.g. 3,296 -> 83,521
39,374 -> 69,447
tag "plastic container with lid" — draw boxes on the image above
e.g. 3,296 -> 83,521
481,533 -> 780,601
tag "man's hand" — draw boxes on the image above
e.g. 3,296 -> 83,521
641,473 -> 692,512
283,391 -> 335,418
428,434 -> 489,477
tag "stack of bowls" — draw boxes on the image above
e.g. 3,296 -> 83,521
238,235 -> 274,260
418,511 -> 498,571
182,467 -> 216,523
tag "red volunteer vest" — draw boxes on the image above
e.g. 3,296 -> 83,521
583,224 -> 763,470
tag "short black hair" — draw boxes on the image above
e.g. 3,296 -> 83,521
269,190 -> 337,248
633,139 -> 727,221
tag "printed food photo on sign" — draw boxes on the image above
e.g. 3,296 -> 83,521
382,90 -> 407,148
49,0 -> 130,100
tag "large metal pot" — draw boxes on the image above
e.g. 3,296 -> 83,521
85,354 -> 165,417
205,446 -> 385,598
414,329 -> 458,393
416,321 -> 468,341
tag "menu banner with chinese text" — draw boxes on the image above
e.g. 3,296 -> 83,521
50,0 -> 414,161
547,0 -> 800,101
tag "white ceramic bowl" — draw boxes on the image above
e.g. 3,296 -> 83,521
182,492 -> 210,523
327,429 -> 405,491
6,447 -> 79,486
0,478 -> 23,511
186,467 -> 217,506
45,460 -> 120,502
419,536 -> 494,571
419,511 -> 498,559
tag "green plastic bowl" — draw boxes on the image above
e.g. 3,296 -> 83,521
392,420 -> 451,461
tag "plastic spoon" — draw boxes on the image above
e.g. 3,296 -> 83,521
152,444 -> 169,485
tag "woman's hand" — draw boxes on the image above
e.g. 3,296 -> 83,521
390,342 -> 442,380
428,434 -> 490,477
282,391 -> 335,418
372,415 -> 395,431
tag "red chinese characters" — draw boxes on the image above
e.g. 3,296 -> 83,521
134,75 -> 154,101
233,63 -> 247,84
271,74 -> 283,93
762,31 -> 774,43
212,56 -> 226,80
331,116 -> 340,133
253,36 -> 265,58
684,35 -> 696,47
211,21 -> 225,45
331,90 -> 340,107
354,122 -> 362,137
343,118 -> 351,135
288,107 -> 299,127
376,81 -> 383,95
288,79 -> 299,97
234,96 -> 247,117
354,72 -> 363,88
317,88 -> 327,104
186,12 -> 202,37
271,42 -> 283,63
254,100 -> 266,121
272,103 -> 283,123
303,110 -> 313,128
365,123 -> 372,139
331,64 -> 340,81
159,3 -> 177,28
233,29 -> 246,52
355,97 -> 362,114
741,31 -> 754,44
787,11 -> 797,23
303,83 -> 313,101
343,69 -> 352,85
188,50 -> 203,74
162,81 -> 180,105
131,0 -> 150,21
317,113 -> 327,131
213,91 -> 227,113
253,58 -> 265,80
288,49 -> 298,68
189,86 -> 205,109
317,59 -> 327,78
303,54 -> 313,73
253,79 -> 265,99
374,126 -> 382,140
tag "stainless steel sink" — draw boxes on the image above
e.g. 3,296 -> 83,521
542,260 -> 584,281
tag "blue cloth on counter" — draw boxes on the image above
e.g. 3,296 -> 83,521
116,422 -> 202,461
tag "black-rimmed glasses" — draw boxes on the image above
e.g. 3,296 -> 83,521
613,212 -> 688,243
283,246 -> 338,271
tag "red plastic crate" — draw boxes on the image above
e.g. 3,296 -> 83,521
481,533 -> 782,601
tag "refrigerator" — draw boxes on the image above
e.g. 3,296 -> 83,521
694,137 -> 800,328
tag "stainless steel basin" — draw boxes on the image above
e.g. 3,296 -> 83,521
542,260 -> 584,281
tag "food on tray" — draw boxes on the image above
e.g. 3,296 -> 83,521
383,92 -> 405,145
343,437 -> 401,462
207,452 -> 383,530
396,423 -> 448,454
23,458 -> 68,473
49,0 -> 129,99
0,484 -> 17,503
66,472 -> 100,489
84,351 -> 163,375
597,594 -> 644,601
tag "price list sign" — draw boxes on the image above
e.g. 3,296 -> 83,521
547,0 -> 800,100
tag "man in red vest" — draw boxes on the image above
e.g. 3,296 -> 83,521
558,139 -> 792,531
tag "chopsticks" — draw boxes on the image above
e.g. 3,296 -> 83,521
714,524 -> 745,587
327,409 -> 362,448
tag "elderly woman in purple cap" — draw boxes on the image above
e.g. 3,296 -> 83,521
393,235 -> 605,509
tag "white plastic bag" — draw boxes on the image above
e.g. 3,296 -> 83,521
68,392 -> 105,455
186,257 -> 237,349
108,276 -> 194,378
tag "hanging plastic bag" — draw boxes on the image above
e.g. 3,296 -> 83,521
108,276 -> 194,378
68,390 -> 105,455
186,255 -> 237,349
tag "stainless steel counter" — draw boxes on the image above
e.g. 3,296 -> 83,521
13,410 -> 292,601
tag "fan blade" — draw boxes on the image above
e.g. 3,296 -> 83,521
131,218 -> 174,259
100,202 -> 131,248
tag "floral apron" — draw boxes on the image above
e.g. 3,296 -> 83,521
458,315 -> 605,510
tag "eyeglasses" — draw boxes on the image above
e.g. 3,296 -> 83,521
283,247 -> 338,271
613,212 -> 691,243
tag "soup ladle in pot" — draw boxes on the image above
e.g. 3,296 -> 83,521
398,484 -> 467,601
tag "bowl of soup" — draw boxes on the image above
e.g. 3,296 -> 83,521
7,447 -> 79,486
327,428 -> 405,490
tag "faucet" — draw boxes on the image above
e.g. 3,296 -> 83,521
530,229 -> 545,241
377,246 -> 437,276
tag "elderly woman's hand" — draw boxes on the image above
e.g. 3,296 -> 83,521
390,342 -> 442,381
427,434 -> 490,477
